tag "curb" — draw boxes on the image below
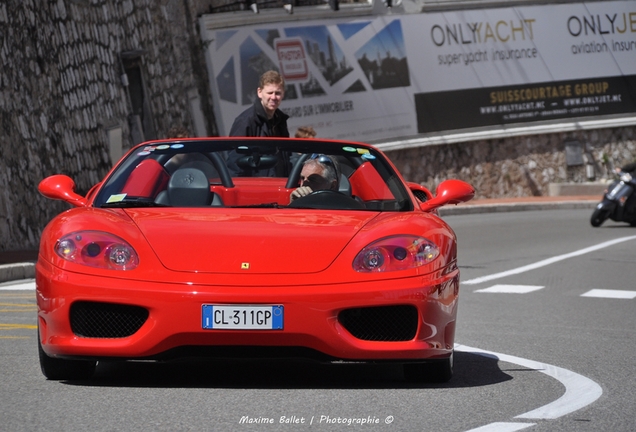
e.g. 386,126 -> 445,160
0,262 -> 36,284
438,199 -> 598,216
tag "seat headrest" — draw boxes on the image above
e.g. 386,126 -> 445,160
167,168 -> 211,207
338,173 -> 351,196
179,159 -> 219,179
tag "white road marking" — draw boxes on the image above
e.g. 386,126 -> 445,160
475,284 -> 544,294
581,289 -> 636,299
464,422 -> 536,432
0,280 -> 35,291
456,344 -> 603,422
462,235 -> 636,285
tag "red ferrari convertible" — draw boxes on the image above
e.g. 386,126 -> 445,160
36,137 -> 473,382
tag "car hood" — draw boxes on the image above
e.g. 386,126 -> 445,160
126,209 -> 378,274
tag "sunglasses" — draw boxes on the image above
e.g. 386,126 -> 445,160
309,153 -> 335,168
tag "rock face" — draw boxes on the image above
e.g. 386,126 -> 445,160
388,128 -> 636,200
1,1 -> 635,253
1,0 -> 216,252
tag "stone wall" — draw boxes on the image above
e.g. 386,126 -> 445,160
388,126 -> 636,199
0,0 -> 216,252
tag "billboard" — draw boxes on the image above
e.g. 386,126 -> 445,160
201,1 -> 636,141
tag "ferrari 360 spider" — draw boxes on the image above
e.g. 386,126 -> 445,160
36,137 -> 473,382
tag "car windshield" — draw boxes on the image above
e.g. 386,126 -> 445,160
93,138 -> 413,211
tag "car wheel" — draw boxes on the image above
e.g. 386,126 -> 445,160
38,330 -> 96,380
403,352 -> 453,383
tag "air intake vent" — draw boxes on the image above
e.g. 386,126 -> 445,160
338,305 -> 418,341
412,189 -> 429,202
70,301 -> 149,338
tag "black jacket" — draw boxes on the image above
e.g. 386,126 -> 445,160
621,162 -> 636,175
229,99 -> 290,138
227,100 -> 291,176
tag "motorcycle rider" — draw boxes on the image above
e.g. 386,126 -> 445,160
615,161 -> 636,176
612,160 -> 636,222
591,159 -> 636,227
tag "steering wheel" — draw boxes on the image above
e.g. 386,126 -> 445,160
288,189 -> 365,210
285,153 -> 311,189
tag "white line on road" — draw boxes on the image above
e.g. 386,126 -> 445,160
462,235 -> 636,285
456,344 -> 603,422
0,279 -> 35,291
474,285 -> 544,294
581,289 -> 636,299
464,422 -> 536,432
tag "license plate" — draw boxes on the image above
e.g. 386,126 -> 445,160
202,305 -> 284,330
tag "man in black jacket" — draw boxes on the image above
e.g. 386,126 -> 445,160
227,70 -> 290,176
229,70 -> 290,138
618,161 -> 636,175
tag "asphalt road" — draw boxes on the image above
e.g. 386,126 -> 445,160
1,208 -> 634,432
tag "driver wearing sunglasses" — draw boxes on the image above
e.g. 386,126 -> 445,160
290,154 -> 340,203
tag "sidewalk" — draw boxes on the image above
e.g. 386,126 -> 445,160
438,194 -> 599,216
0,195 -> 600,284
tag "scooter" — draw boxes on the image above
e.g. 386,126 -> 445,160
590,170 -> 636,227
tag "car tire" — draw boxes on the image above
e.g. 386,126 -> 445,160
403,352 -> 453,383
38,329 -> 96,380
590,207 -> 611,227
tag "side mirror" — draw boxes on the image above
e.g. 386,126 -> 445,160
419,179 -> 474,212
38,175 -> 88,208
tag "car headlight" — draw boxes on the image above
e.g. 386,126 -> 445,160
55,231 -> 139,270
353,235 -> 439,272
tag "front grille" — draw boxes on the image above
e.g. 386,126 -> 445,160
70,301 -> 149,338
338,305 -> 418,341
